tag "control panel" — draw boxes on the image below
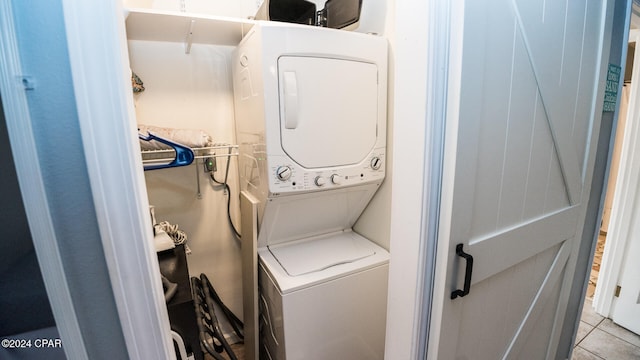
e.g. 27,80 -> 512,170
267,149 -> 385,195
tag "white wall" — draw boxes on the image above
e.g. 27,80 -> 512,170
123,0 -> 389,36
128,40 -> 245,320
353,0 -> 394,251
124,0 -> 260,19
384,0 -> 439,356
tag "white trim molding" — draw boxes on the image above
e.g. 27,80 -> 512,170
0,1 -> 88,358
414,0 -> 455,358
61,1 -> 174,359
386,0 -> 453,358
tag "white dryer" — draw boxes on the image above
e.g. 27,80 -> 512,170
232,21 -> 388,360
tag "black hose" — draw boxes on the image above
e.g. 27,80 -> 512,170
201,276 -> 237,360
209,172 -> 241,238
200,274 -> 244,340
191,274 -> 244,360
191,277 -> 228,360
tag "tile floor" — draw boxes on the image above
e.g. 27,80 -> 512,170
571,233 -> 640,359
572,299 -> 640,359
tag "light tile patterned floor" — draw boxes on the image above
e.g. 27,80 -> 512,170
572,299 -> 640,359
572,233 -> 640,359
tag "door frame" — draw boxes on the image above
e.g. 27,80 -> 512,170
0,1 -> 88,358
0,0 -> 174,359
594,28 -> 640,317
59,1 -> 175,358
384,0 -> 450,357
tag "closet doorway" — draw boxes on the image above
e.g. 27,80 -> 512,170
590,27 -> 640,336
588,42 -> 633,301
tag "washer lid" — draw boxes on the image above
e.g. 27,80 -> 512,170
268,231 -> 376,276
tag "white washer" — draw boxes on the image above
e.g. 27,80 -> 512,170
259,231 -> 388,360
232,21 -> 388,360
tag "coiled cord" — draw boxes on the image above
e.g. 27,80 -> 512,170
157,221 -> 187,245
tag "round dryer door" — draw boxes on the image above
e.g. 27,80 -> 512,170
278,56 -> 379,168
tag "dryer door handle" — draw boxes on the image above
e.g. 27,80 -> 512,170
283,71 -> 299,129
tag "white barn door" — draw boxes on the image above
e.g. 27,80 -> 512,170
430,0 -> 615,359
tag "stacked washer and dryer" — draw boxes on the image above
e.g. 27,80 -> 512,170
232,21 -> 389,360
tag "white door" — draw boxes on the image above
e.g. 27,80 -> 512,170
607,32 -> 640,336
430,0 -> 614,359
611,227 -> 640,335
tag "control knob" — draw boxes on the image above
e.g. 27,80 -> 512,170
276,166 -> 292,181
330,174 -> 342,185
371,157 -> 382,170
315,176 -> 326,187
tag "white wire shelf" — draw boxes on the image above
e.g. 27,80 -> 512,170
141,143 -> 238,166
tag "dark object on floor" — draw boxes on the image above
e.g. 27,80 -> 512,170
192,273 -> 244,360
158,244 -> 204,360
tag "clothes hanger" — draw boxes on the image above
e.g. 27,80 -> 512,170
138,131 -> 195,170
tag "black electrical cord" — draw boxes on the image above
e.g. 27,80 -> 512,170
209,172 -> 241,238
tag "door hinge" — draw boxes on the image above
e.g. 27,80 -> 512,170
614,285 -> 621,297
